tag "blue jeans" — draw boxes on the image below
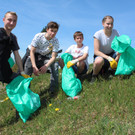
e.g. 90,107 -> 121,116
24,56 -> 58,91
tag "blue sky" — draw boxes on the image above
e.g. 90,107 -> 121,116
1,0 -> 135,63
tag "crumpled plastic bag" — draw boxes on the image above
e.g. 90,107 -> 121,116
61,53 -> 82,98
8,57 -> 15,68
111,35 -> 135,75
6,76 -> 41,123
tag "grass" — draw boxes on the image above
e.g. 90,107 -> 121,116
0,65 -> 135,135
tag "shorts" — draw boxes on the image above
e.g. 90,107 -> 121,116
72,64 -> 88,75
93,51 -> 117,73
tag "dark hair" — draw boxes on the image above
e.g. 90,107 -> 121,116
46,21 -> 59,30
102,15 -> 114,23
73,31 -> 83,39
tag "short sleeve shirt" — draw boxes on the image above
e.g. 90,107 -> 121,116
0,28 -> 19,52
28,32 -> 59,56
93,29 -> 119,54
0,28 -> 19,82
66,44 -> 89,69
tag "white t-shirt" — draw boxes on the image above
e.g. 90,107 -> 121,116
28,32 -> 59,56
66,44 -> 89,69
93,29 -> 119,54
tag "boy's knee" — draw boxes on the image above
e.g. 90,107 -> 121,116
77,61 -> 85,69
58,58 -> 64,68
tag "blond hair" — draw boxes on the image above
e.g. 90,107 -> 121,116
4,11 -> 18,19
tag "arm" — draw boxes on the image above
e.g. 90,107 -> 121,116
115,52 -> 121,62
77,53 -> 88,62
13,50 -> 23,72
66,53 -> 88,69
94,38 -> 109,60
30,46 -> 39,76
39,51 -> 57,74
46,52 -> 57,67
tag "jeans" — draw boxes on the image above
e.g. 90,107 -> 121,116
24,56 -> 58,91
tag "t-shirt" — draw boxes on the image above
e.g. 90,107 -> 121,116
66,44 -> 89,69
0,28 -> 19,53
0,28 -> 20,83
28,32 -> 59,57
93,29 -> 119,54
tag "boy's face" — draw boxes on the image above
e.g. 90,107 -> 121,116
46,28 -> 58,39
3,13 -> 17,31
74,35 -> 83,45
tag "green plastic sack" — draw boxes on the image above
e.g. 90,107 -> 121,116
61,53 -> 82,98
8,57 -> 15,68
111,35 -> 135,75
6,76 -> 41,123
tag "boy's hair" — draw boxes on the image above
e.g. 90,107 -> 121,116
102,15 -> 114,23
4,11 -> 18,19
73,31 -> 83,39
46,21 -> 59,30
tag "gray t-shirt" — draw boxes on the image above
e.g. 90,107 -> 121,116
28,32 -> 59,56
93,29 -> 119,54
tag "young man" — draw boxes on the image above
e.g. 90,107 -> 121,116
0,11 -> 27,84
59,31 -> 89,77
23,21 -> 60,95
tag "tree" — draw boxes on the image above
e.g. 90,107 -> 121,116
41,26 -> 47,32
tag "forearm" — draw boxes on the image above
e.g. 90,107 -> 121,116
14,51 -> 23,72
45,52 -> 57,68
45,56 -> 56,68
94,50 -> 109,60
15,57 -> 23,72
30,51 -> 36,68
77,54 -> 88,62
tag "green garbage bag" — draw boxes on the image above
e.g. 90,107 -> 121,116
111,35 -> 135,75
6,76 -> 41,123
61,53 -> 82,98
8,57 -> 15,68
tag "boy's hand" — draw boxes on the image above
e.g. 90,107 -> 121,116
21,71 -> 30,78
67,59 -> 79,68
39,65 -> 48,74
33,67 -> 40,76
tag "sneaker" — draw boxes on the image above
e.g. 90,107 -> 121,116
48,89 -> 55,97
90,75 -> 98,84
16,110 -> 19,121
67,96 -> 81,100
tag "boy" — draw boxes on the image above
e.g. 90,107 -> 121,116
23,21 -> 60,95
59,31 -> 89,77
0,11 -> 27,84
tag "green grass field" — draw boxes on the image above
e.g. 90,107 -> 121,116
0,65 -> 135,135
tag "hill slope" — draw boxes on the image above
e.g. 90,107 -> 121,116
0,66 -> 135,135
